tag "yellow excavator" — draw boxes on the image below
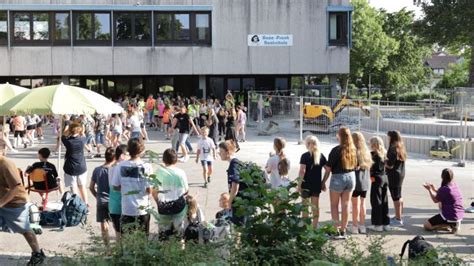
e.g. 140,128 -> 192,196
303,96 -> 370,124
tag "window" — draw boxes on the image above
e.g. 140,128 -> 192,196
195,13 -> 210,43
114,12 -> 151,45
227,78 -> 240,91
74,12 -> 111,45
328,12 -> 348,46
53,12 -> 70,44
0,12 -> 7,45
12,12 -> 50,44
155,12 -> 211,45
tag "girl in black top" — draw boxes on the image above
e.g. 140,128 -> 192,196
224,109 -> 240,152
298,135 -> 327,229
369,136 -> 390,231
386,130 -> 407,226
217,108 -> 226,140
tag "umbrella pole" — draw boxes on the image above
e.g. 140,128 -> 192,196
57,115 -> 64,193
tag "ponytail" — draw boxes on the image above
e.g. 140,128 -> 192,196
274,138 -> 289,176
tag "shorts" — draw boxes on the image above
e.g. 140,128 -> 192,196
113,129 -> 122,136
14,130 -> 25,138
96,202 -> 111,223
95,132 -> 105,145
121,214 -> 151,234
26,125 -> 36,130
64,172 -> 88,187
428,214 -> 457,227
389,186 -> 403,201
200,160 -> 212,167
329,172 -> 355,193
178,133 -> 189,145
158,116 -> 163,119
131,131 -> 140,139
0,204 -> 31,234
300,189 -> 320,199
110,213 -> 121,233
352,190 -> 367,198
86,134 -> 95,144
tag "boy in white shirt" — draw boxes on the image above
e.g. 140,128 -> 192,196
195,127 -> 216,188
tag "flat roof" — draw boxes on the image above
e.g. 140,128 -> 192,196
0,4 -> 212,12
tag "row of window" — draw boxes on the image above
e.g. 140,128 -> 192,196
0,11 -> 211,46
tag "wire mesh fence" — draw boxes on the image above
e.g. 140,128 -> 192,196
247,92 -> 474,160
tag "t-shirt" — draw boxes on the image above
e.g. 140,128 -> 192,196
111,160 -> 152,216
146,98 -> 156,111
436,183 -> 464,221
91,165 -> 110,204
0,157 -> 28,208
370,151 -> 385,178
94,114 -> 107,134
128,115 -> 141,133
197,137 -> 216,161
266,155 -> 291,189
26,161 -> 59,190
157,103 -> 165,117
108,164 -> 122,215
299,152 -> 327,191
227,158 -> 247,196
155,166 -> 189,202
62,136 -> 87,176
327,145 -> 354,174
13,116 -> 25,131
386,146 -> 405,178
175,113 -> 191,134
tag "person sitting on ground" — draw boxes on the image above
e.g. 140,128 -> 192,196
89,147 -> 115,245
183,195 -> 205,234
423,168 -> 464,234
112,138 -> 152,235
215,192 -> 232,221
195,127 -> 217,188
25,148 -> 61,194
153,148 -> 189,240
0,152 -> 46,264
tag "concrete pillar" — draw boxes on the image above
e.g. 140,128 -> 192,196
199,75 -> 206,99
61,76 -> 69,85
329,75 -> 338,98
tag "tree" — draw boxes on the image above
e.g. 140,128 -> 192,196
436,59 -> 469,89
416,0 -> 474,87
350,0 -> 398,95
378,9 -> 431,98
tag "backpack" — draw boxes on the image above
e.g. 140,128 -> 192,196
61,192 -> 88,227
184,221 -> 201,242
39,210 -> 66,228
400,235 -> 437,260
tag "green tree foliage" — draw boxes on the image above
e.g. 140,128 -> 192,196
350,0 -> 431,99
416,0 -> 474,87
436,59 -> 469,89
350,0 -> 398,86
378,9 -> 431,98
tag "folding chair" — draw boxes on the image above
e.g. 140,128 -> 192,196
26,168 -> 60,210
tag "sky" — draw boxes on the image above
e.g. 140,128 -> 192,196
368,0 -> 423,18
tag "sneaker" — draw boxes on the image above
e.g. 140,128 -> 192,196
383,225 -> 392,231
390,217 -> 404,227
207,176 -> 211,183
370,225 -> 384,232
23,143 -> 28,149
350,225 -> 359,234
358,225 -> 367,234
94,154 -> 102,158
450,223 -> 461,234
465,205 -> 474,213
28,249 -> 46,265
179,156 -> 189,163
336,230 -> 347,240
204,182 -> 208,188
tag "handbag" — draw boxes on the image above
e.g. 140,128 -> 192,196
158,195 -> 186,215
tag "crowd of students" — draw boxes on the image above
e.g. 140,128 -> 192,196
0,90 -> 470,265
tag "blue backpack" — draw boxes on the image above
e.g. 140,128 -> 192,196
61,192 -> 88,227
39,210 -> 66,228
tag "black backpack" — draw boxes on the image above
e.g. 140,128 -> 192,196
400,235 -> 437,260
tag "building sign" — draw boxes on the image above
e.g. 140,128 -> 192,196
248,34 -> 293,46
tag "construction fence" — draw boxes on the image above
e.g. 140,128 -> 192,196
247,92 -> 474,160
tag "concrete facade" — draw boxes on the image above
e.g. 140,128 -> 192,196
0,0 -> 351,77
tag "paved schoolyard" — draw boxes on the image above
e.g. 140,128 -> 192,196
0,125 -> 473,264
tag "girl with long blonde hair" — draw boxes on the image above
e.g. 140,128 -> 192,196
322,127 -> 357,238
350,132 -> 373,234
298,135 -> 327,228
369,136 -> 390,231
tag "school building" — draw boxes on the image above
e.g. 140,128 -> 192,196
0,0 -> 352,99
